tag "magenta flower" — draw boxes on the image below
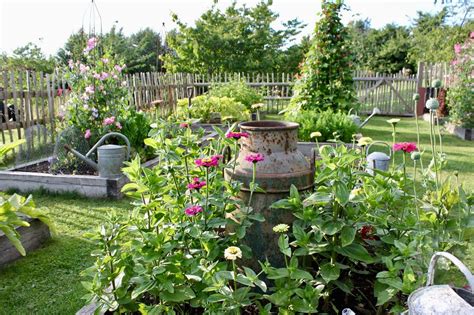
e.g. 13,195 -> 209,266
103,116 -> 116,126
85,85 -> 95,94
84,129 -> 91,139
226,131 -> 249,139
393,142 -> 417,153
470,32 -> 474,39
185,205 -> 203,217
180,122 -> 189,128
187,178 -> 206,190
85,37 -> 98,52
454,43 -> 462,54
195,155 -> 223,168
245,153 -> 264,163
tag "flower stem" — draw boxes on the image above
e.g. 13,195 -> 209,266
248,163 -> 257,208
391,125 -> 396,169
413,161 -> 420,225
232,261 -> 238,292
205,167 -> 210,228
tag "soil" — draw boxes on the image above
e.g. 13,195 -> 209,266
14,160 -> 98,176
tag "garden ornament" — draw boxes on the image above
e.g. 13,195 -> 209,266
404,252 -> 474,315
366,141 -> 391,175
64,132 -> 130,179
348,108 -> 361,127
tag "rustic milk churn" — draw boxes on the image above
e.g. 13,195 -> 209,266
225,120 -> 314,268
404,252 -> 474,315
366,141 -> 391,175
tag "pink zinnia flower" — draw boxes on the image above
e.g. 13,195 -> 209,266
103,116 -> 115,126
195,155 -> 223,168
187,178 -> 206,190
393,142 -> 417,153
180,122 -> 189,128
84,129 -> 91,139
245,153 -> 265,163
184,205 -> 203,216
85,85 -> 94,94
85,37 -> 98,52
470,32 -> 474,39
454,43 -> 462,54
115,122 -> 122,130
226,131 -> 249,139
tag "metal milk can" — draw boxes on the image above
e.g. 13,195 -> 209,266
65,132 -> 131,178
366,141 -> 391,175
405,252 -> 474,315
224,120 -> 314,269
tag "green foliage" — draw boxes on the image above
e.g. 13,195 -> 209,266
0,140 -> 54,256
208,80 -> 263,109
287,109 -> 357,142
177,95 -> 249,122
163,1 -> 305,73
288,0 -> 357,113
447,33 -> 474,128
0,42 -> 55,72
120,111 -> 154,160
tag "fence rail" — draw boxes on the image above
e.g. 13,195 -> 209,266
0,62 -> 451,162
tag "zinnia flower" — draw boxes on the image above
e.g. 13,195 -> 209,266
245,153 -> 264,163
251,103 -> 265,110
357,137 -> 373,146
360,225 -> 377,241
84,129 -> 91,139
224,246 -> 242,260
310,131 -> 322,138
187,178 -> 206,190
184,205 -> 203,217
195,155 -> 223,167
103,116 -> 115,126
273,224 -> 289,233
386,118 -> 400,126
179,122 -> 189,128
393,142 -> 417,153
226,131 -> 249,139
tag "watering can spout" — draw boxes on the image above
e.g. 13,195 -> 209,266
63,144 -> 99,170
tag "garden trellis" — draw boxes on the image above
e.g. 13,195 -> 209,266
0,62 -> 451,163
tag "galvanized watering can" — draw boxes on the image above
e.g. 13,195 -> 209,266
405,252 -> 474,314
366,141 -> 391,175
65,132 -> 130,178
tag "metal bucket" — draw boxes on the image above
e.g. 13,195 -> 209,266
224,120 -> 314,268
406,252 -> 474,315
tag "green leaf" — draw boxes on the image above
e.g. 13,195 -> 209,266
334,181 -> 350,206
340,226 -> 356,247
320,263 -> 340,282
291,269 -> 314,281
321,220 -> 344,235
303,192 -> 332,207
132,280 -> 155,299
278,234 -> 291,257
336,243 -> 373,263
376,287 -> 397,306
160,286 -> 195,302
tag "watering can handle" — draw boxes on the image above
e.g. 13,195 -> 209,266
85,132 -> 131,161
366,141 -> 392,158
426,251 -> 474,291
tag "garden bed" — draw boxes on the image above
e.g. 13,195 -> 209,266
0,216 -> 51,268
0,156 -> 160,199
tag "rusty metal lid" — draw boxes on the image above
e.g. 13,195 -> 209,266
239,120 -> 299,131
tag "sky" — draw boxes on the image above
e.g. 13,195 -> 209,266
0,0 -> 442,56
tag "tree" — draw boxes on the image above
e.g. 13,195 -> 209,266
287,0 -> 356,113
126,28 -> 163,73
0,42 -> 55,72
162,0 -> 304,74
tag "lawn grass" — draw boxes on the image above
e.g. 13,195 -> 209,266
0,193 -> 131,315
361,116 -> 474,192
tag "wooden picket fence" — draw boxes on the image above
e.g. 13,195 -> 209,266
0,62 -> 451,162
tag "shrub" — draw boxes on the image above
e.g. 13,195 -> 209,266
120,111 -> 153,160
208,79 -> 263,109
287,108 -> 358,142
447,32 -> 474,128
287,0 -> 357,113
176,95 -> 249,123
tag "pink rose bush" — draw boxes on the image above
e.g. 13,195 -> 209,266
64,36 -> 130,143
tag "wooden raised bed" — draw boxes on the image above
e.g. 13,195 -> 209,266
0,216 -> 51,267
0,156 -> 160,199
446,123 -> 473,141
